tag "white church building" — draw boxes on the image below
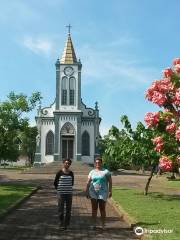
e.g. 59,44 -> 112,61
34,28 -> 101,164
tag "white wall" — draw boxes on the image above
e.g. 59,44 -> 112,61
41,120 -> 55,163
81,121 -> 94,163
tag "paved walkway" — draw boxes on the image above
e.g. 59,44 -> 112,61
0,163 -> 137,240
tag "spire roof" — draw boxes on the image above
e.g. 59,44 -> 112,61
60,33 -> 77,64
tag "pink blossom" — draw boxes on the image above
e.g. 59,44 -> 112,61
173,99 -> 180,106
152,136 -> 163,145
175,128 -> 180,141
173,58 -> 180,66
174,64 -> 180,73
166,123 -> 176,133
145,78 -> 175,106
159,156 -> 172,171
162,68 -> 173,77
175,88 -> 180,101
155,143 -> 163,152
151,91 -> 167,106
145,82 -> 158,101
157,78 -> 174,92
152,136 -> 164,152
145,79 -> 173,102
173,88 -> 180,105
144,112 -> 160,128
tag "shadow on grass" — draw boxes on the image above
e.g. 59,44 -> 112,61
0,183 -> 35,192
167,178 -> 180,182
113,188 -> 134,191
145,192 -> 180,201
112,170 -> 149,177
134,221 -> 159,227
0,184 -> 36,216
133,191 -> 180,201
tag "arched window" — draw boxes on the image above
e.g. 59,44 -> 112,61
69,77 -> 75,105
62,77 -> 68,105
46,131 -> 54,155
82,131 -> 90,156
61,122 -> 75,135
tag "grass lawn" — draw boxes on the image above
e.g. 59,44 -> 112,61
0,184 -> 36,216
162,178 -> 180,188
112,188 -> 180,240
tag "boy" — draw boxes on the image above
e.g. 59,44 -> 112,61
54,158 -> 74,229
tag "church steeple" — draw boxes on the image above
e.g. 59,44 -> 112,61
60,25 -> 77,64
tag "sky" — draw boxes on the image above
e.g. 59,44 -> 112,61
0,0 -> 180,136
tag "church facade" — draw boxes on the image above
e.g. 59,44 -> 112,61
34,31 -> 101,164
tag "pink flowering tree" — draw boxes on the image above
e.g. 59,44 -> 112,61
144,58 -> 180,179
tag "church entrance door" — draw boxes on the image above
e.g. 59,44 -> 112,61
62,137 -> 74,159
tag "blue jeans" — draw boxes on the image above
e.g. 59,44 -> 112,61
58,194 -> 72,226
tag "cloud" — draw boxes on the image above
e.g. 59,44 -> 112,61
78,38 -> 159,91
22,36 -> 55,56
106,36 -> 139,48
0,1 -> 39,25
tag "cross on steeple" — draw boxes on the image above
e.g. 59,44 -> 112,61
66,24 -> 72,34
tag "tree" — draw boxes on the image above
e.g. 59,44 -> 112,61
121,115 -> 158,171
101,115 -> 158,169
144,58 -> 180,179
0,91 -> 41,164
121,116 -> 160,195
100,115 -> 159,194
19,126 -> 38,165
101,124 -> 132,171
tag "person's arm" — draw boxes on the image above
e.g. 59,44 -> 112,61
71,171 -> 74,186
54,171 -> 60,189
107,175 -> 112,198
85,177 -> 91,198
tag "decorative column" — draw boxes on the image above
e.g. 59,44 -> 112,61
34,107 -> 42,165
77,60 -> 82,110
54,113 -> 60,161
55,59 -> 60,110
94,101 -> 101,158
76,113 -> 82,160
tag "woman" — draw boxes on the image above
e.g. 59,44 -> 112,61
54,158 -> 74,230
86,157 -> 112,230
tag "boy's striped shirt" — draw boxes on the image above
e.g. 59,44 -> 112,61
54,170 -> 74,194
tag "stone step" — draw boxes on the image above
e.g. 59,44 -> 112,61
24,161 -> 93,175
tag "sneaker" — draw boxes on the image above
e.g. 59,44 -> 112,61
59,222 -> 64,230
89,225 -> 96,230
101,224 -> 106,230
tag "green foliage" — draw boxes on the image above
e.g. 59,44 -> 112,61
19,126 -> 38,165
102,154 -> 120,171
0,91 -> 42,162
171,72 -> 180,87
101,115 -> 159,171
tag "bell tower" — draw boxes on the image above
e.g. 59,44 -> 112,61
54,25 -> 82,161
55,25 -> 82,112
